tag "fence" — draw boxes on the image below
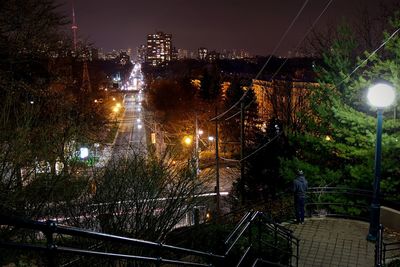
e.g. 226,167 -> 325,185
0,210 -> 299,267
303,187 -> 400,267
304,187 -> 373,220
375,224 -> 400,267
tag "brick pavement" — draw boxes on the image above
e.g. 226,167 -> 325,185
284,218 -> 376,267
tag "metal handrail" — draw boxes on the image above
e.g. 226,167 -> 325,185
0,242 -> 211,267
382,240 -> 400,264
222,211 -> 299,267
225,220 -> 253,256
224,211 -> 254,245
1,210 -> 299,267
235,245 -> 252,267
258,212 -> 295,237
0,215 -> 223,266
308,187 -> 372,194
2,216 -> 223,260
304,188 -> 400,267
252,258 -> 290,267
225,211 -> 258,255
303,187 -> 372,220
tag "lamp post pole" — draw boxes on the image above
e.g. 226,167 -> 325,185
367,108 -> 383,241
215,107 -> 220,215
195,116 -> 199,175
366,82 -> 396,242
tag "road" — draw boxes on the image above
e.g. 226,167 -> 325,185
111,63 -> 147,160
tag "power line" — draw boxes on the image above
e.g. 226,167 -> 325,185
337,25 -> 400,87
226,0 -> 333,122
271,0 -> 333,79
222,0 -> 333,123
210,0 -> 310,122
240,132 -> 282,162
235,2 -> 400,164
219,156 -> 240,163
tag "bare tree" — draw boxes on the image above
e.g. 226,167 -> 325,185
301,1 -> 399,57
60,148 -> 213,242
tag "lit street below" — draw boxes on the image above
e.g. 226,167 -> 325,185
111,63 -> 146,159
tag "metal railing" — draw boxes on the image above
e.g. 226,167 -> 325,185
304,187 -> 373,220
223,211 -> 299,267
0,215 -> 223,266
376,224 -> 400,267
303,187 -> 400,267
0,210 -> 299,267
304,187 -> 400,221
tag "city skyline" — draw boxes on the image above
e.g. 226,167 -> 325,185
55,0 -> 398,57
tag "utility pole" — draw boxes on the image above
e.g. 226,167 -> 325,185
215,107 -> 220,214
240,102 -> 245,202
195,115 -> 199,175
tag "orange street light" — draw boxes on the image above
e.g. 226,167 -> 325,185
183,136 -> 192,146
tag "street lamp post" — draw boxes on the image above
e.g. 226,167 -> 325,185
195,116 -> 200,175
366,83 -> 396,241
94,143 -> 100,163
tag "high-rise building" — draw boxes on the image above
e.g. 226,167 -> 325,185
206,51 -> 220,62
177,48 -> 189,60
198,47 -> 208,60
146,32 -> 172,66
137,44 -> 147,63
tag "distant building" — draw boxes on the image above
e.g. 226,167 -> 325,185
106,50 -> 120,60
146,31 -> 173,66
189,51 -> 197,59
206,50 -> 220,62
90,48 -> 99,61
220,49 -> 251,59
177,48 -> 189,60
117,51 -> 130,65
198,47 -> 208,60
172,47 -> 178,61
137,44 -> 147,63
252,79 -> 318,123
80,47 -> 99,61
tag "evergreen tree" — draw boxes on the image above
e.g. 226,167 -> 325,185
221,77 -> 243,153
243,86 -> 260,146
198,66 -> 221,102
280,17 -> 400,198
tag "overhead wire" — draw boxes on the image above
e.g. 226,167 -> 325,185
336,25 -> 400,87
224,0 -> 334,122
222,0 -> 334,163
238,4 -> 400,161
219,156 -> 240,163
210,0 -> 310,122
271,0 -> 333,79
240,131 -> 282,162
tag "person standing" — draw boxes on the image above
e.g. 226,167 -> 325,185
293,170 -> 308,224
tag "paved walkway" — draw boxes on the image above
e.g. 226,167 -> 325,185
284,218 -> 378,267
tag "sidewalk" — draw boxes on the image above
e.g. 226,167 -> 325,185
285,218 -> 375,267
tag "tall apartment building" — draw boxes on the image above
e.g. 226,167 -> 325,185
146,31 -> 172,66
198,47 -> 208,60
137,44 -> 147,63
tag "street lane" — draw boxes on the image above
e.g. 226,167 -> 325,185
111,63 -> 147,160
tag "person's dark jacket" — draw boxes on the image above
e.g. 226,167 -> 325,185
293,175 -> 308,198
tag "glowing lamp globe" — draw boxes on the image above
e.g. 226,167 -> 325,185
80,147 -> 89,159
367,83 -> 396,108
183,136 -> 192,146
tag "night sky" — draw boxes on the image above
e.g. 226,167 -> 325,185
56,0 -> 398,57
